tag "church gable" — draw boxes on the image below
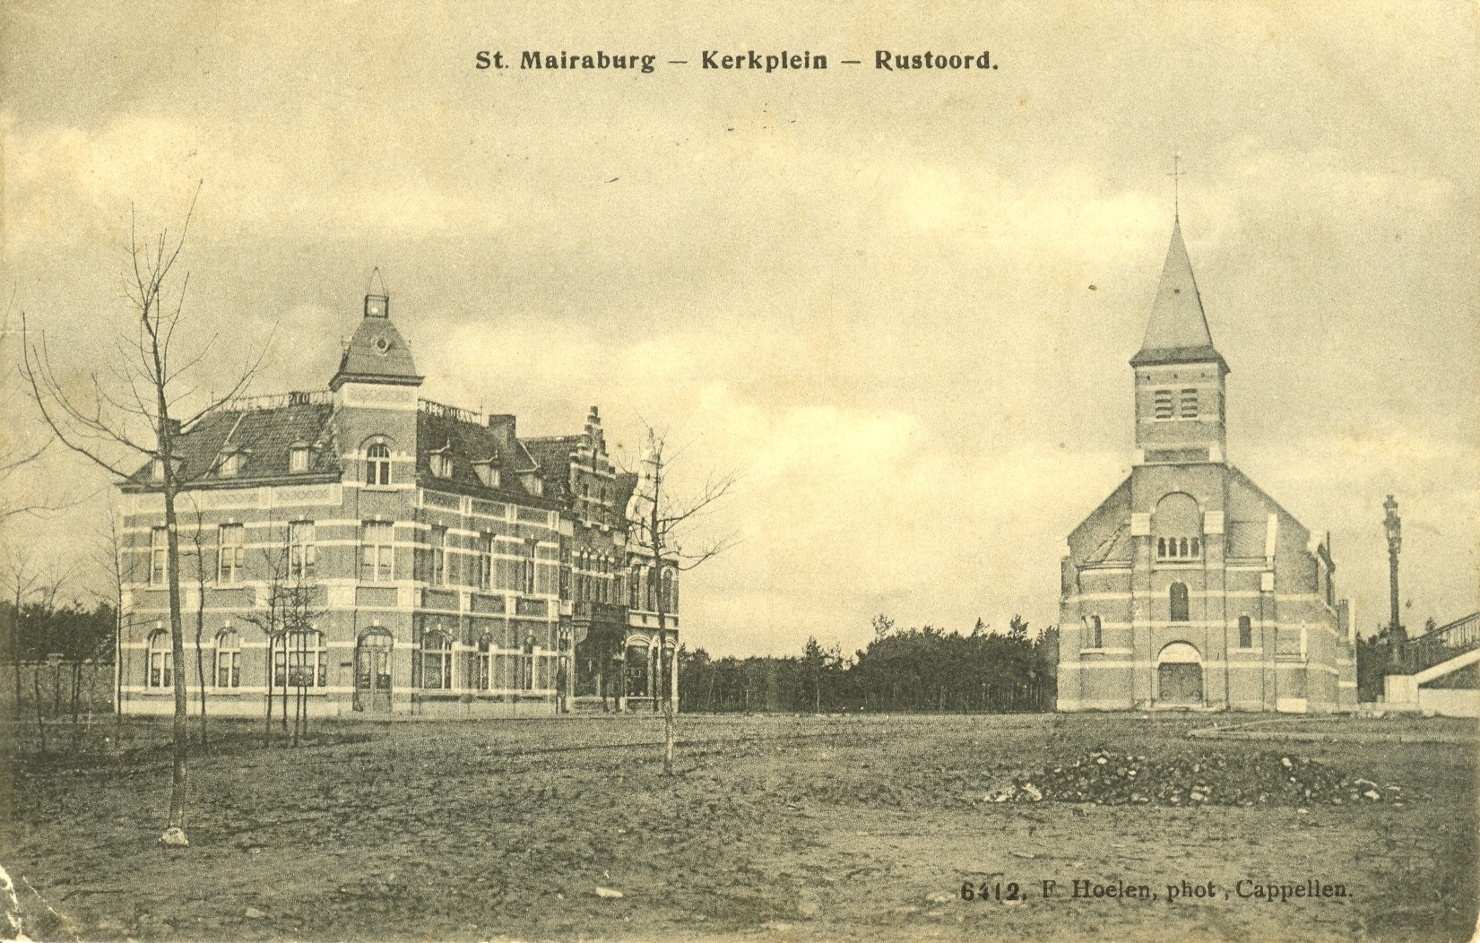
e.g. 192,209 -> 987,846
1067,476 -> 1133,564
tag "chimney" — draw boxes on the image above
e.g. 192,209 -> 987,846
487,413 -> 517,448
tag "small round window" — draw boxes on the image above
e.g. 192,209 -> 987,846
373,336 -> 391,355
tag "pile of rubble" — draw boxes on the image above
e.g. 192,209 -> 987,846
983,749 -> 1406,807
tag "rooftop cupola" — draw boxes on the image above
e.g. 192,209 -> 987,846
329,272 -> 424,391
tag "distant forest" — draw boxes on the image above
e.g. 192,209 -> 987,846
678,615 -> 1058,714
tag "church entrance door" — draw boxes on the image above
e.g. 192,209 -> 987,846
1155,642 -> 1203,706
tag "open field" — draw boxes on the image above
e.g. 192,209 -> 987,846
2,713 -> 1477,942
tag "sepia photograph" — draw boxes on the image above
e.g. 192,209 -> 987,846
1,2 -> 1476,941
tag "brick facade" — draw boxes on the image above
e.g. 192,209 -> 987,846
117,292 -> 678,719
1057,220 -> 1357,713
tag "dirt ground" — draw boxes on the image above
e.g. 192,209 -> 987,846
2,712 -> 1476,942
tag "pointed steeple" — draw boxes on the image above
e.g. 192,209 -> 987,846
1130,218 -> 1226,372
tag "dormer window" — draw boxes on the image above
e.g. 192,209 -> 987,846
473,459 -> 499,488
521,473 -> 543,496
289,444 -> 310,473
219,451 -> 240,478
150,458 -> 165,481
430,448 -> 453,479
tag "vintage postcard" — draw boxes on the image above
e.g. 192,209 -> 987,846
1,2 -> 1476,941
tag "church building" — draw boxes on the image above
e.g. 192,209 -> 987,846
116,288 -> 680,718
1057,216 -> 1357,713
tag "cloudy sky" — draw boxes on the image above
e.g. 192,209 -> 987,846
3,1 -> 1476,656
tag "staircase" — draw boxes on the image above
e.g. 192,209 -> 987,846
1398,612 -> 1480,682
1384,612 -> 1480,717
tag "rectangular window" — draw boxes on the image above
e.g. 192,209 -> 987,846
476,533 -> 493,590
361,522 -> 394,582
1153,389 -> 1174,420
289,521 -> 316,580
1179,388 -> 1198,419
216,650 -> 240,687
1238,615 -> 1253,649
431,526 -> 447,585
275,632 -> 327,688
290,446 -> 309,473
150,528 -> 168,586
219,452 -> 240,477
218,524 -> 245,584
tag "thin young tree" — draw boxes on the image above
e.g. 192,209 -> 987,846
19,184 -> 268,844
186,505 -> 212,750
625,424 -> 736,776
242,521 -> 323,748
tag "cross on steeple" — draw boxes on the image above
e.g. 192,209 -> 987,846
1167,152 -> 1187,219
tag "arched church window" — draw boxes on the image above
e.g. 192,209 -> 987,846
1157,538 -> 1167,558
1090,615 -> 1103,648
1190,537 -> 1200,558
1169,582 -> 1189,623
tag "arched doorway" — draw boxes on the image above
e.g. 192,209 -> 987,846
355,628 -> 393,713
1156,642 -> 1203,705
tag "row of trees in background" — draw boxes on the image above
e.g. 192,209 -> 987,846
679,614 -> 1058,714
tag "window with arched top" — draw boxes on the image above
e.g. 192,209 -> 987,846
1091,615 -> 1103,648
422,630 -> 452,690
365,443 -> 392,486
1153,492 -> 1202,561
660,569 -> 675,613
1169,582 -> 1190,623
215,629 -> 240,688
147,630 -> 173,688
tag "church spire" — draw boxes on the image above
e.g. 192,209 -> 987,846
1129,217 -> 1226,372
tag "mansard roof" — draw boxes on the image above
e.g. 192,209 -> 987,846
414,408 -> 562,509
122,395 -> 340,489
1130,218 -> 1227,372
523,435 -> 586,500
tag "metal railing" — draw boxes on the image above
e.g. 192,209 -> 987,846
418,398 -> 485,425
1399,611 -> 1480,675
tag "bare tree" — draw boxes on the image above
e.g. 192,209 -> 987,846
0,291 -> 66,525
241,521 -> 323,748
18,184 -> 268,844
625,424 -> 737,775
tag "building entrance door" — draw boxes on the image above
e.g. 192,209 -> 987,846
355,630 -> 393,713
1155,642 -> 1203,705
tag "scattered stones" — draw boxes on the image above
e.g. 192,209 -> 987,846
925,892 -> 953,904
158,828 -> 189,848
595,887 -> 624,900
796,899 -> 820,919
983,749 -> 1407,808
243,906 -> 266,919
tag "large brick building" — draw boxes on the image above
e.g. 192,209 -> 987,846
1057,217 -> 1357,713
117,291 -> 679,717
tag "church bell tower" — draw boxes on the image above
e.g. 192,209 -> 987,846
1130,217 -> 1228,465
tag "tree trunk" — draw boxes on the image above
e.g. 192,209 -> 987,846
194,595 -> 209,752
32,668 -> 47,754
264,658 -> 274,748
161,482 -> 190,838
